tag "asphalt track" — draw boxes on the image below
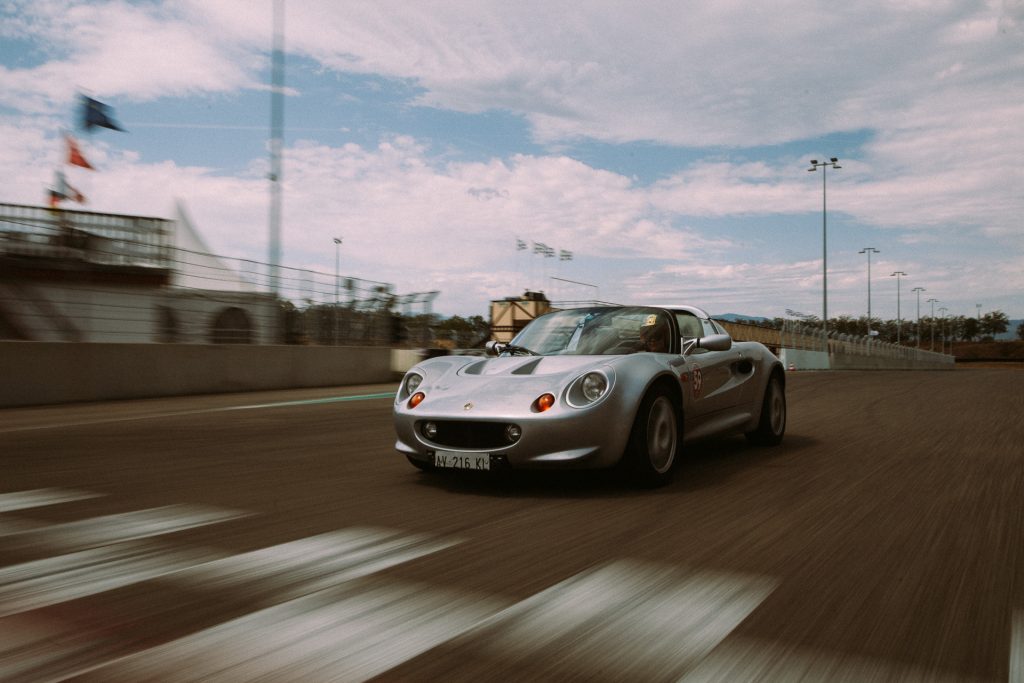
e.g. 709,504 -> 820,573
1,369 -> 1022,682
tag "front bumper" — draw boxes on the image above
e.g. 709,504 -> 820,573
393,392 -> 634,470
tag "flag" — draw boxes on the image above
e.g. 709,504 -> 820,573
66,134 -> 94,169
49,170 -> 86,206
560,250 -> 573,261
516,239 -> 527,251
80,94 -> 125,132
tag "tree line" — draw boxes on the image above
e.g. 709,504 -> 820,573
756,310 -> 1015,345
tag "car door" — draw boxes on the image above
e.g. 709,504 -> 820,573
678,315 -> 748,419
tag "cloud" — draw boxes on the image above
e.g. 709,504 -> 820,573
2,1 -> 1022,317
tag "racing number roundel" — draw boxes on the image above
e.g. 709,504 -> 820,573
691,365 -> 704,398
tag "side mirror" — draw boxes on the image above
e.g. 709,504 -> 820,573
698,333 -> 732,352
485,340 -> 505,356
684,333 -> 732,354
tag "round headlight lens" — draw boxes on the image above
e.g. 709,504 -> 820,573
581,372 -> 608,402
405,373 -> 423,395
423,421 -> 438,439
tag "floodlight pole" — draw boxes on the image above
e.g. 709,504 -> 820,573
333,237 -> 342,345
859,247 -> 880,333
891,271 -> 906,344
268,0 -> 285,296
927,298 -> 938,351
939,306 -> 948,355
808,158 -> 841,334
912,287 -> 925,348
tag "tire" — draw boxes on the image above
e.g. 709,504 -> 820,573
406,455 -> 433,471
746,373 -> 786,446
624,388 -> 680,487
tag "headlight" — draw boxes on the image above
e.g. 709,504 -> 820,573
581,372 -> 608,402
405,373 -> 423,395
567,370 -> 612,408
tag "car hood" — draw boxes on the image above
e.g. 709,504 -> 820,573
457,355 -> 606,377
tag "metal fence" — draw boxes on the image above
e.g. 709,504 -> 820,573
0,203 -> 417,346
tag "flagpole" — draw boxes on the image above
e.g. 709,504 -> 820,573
268,0 -> 285,297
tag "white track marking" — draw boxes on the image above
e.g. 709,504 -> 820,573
1012,611 -> 1023,683
451,558 -> 777,681
169,527 -> 463,600
0,392 -> 394,434
0,540 -> 227,618
0,527 -> 465,682
82,578 -> 506,682
0,504 -> 250,553
679,637 -> 997,683
0,488 -> 100,513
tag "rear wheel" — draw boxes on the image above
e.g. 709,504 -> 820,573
746,373 -> 786,446
624,388 -> 680,487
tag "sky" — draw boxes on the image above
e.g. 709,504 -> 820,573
1,0 -> 1022,321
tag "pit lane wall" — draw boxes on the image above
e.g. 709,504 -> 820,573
719,320 -> 955,371
0,341 -> 394,408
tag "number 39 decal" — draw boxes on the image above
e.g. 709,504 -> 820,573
691,365 -> 704,398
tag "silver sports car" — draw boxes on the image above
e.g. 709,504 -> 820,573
393,305 -> 785,486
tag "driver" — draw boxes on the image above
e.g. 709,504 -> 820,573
639,314 -> 669,352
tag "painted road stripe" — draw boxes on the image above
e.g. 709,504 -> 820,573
0,392 -> 396,434
0,488 -> 101,513
679,637 -> 997,682
0,504 -> 250,554
455,558 -> 777,681
3,528 -> 468,682
1012,611 -> 1023,683
219,392 -> 395,411
168,527 -> 462,601
0,540 -> 226,618
80,578 -> 506,683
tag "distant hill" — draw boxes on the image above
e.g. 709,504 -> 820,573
996,320 -> 1022,341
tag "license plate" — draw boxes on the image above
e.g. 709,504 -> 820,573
434,451 -> 491,471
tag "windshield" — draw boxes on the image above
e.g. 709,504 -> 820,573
508,307 -> 673,356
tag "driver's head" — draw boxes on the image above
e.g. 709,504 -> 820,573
639,315 -> 668,352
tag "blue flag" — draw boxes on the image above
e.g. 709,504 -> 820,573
80,95 -> 125,132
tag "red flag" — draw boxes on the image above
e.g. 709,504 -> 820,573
66,135 -> 94,169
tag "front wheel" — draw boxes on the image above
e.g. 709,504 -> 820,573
624,388 -> 680,487
746,373 -> 786,446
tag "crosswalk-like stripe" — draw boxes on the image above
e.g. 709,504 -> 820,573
1012,611 -> 1023,683
169,527 -> 462,600
452,558 -> 777,681
79,578 -> 507,682
0,540 -> 227,618
0,527 -> 465,682
0,504 -> 250,554
0,488 -> 101,513
678,637 -> 997,683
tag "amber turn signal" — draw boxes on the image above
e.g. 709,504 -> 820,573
533,393 -> 555,412
408,392 -> 425,408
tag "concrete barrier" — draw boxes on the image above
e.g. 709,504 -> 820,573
779,349 -> 831,370
0,341 -> 394,407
